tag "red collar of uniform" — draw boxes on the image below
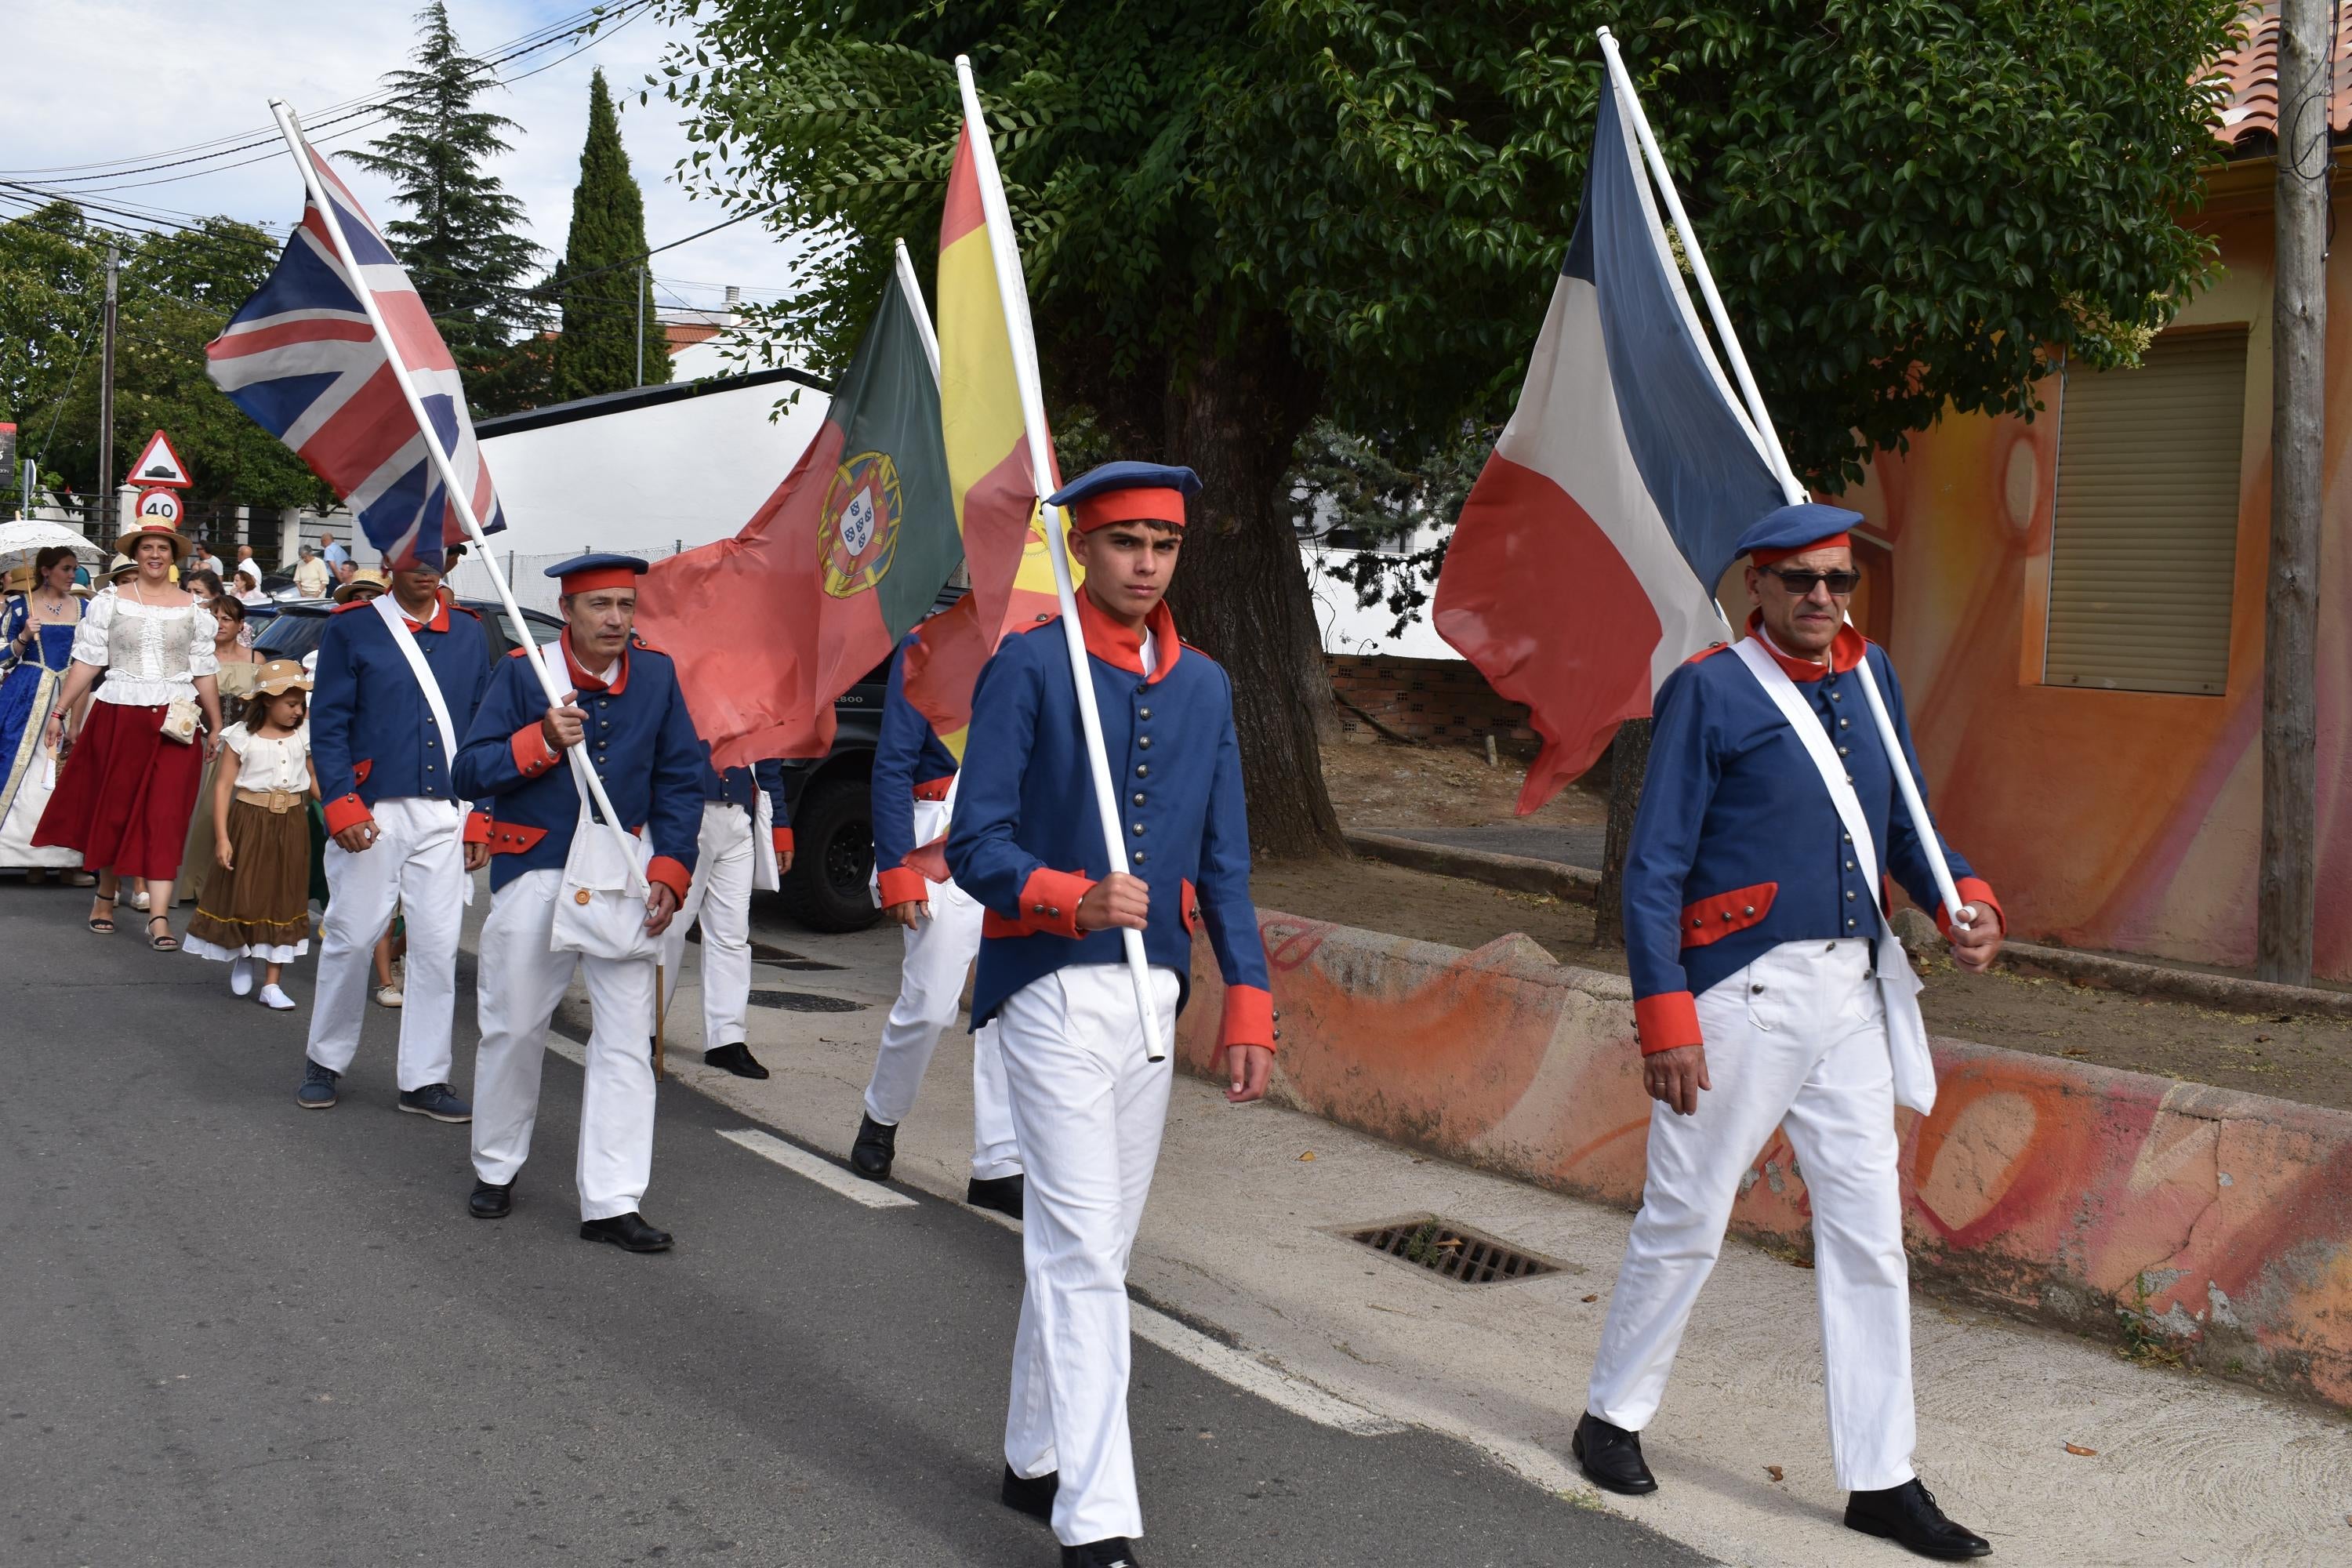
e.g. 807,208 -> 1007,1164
561,630 -> 630,695
391,592 -> 449,633
1073,588 -> 1181,684
1747,609 -> 1864,681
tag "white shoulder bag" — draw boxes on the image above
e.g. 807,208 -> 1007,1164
751,786 -> 781,893
549,793 -> 659,961
372,593 -> 474,906
1730,637 -> 1938,1113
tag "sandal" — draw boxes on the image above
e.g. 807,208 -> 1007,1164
147,914 -> 180,953
87,895 -> 116,934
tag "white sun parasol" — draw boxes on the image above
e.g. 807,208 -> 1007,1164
0,520 -> 105,575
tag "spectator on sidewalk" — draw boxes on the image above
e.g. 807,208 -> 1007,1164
292,546 -> 331,601
183,659 -> 316,1010
231,546 -> 267,605
1575,503 -> 2002,1562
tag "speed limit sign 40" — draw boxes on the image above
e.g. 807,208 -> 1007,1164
136,487 -> 184,530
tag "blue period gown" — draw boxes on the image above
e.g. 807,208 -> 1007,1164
0,595 -> 85,870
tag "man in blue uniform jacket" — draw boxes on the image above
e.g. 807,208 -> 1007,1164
454,554 -> 704,1254
658,746 -> 793,1078
300,544 -> 491,1121
847,619 -> 1025,1218
947,461 -> 1274,1568
1575,503 -> 2002,1562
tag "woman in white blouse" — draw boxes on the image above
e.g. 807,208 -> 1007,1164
34,521 -> 226,949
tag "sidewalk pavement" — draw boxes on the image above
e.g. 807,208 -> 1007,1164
558,908 -> 2352,1568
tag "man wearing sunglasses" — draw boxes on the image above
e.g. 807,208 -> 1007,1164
1575,503 -> 2003,1562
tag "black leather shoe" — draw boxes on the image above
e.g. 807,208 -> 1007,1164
1060,1540 -> 1140,1568
967,1173 -> 1025,1221
1572,1411 -> 1657,1495
1846,1479 -> 1991,1559
579,1211 -> 673,1253
999,1463 -> 1057,1523
703,1041 -> 770,1080
468,1178 -> 513,1219
850,1114 -> 896,1181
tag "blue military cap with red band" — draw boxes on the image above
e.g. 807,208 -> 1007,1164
544,552 -> 649,594
1734,502 -> 1864,567
1047,461 -> 1202,533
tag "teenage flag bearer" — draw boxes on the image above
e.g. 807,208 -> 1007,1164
659,750 -> 793,1079
1577,503 -> 2002,1562
947,462 -> 1275,1568
848,617 -> 1025,1219
454,554 -> 704,1254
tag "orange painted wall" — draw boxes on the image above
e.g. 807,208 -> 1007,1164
1842,169 -> 2352,977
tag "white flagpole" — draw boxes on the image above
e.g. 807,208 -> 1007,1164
893,238 -> 942,385
953,57 -> 1167,1061
1590,35 -> 1973,931
269,100 -> 643,893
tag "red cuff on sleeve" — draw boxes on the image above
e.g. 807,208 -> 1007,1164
876,866 -> 929,908
510,723 -> 559,778
1218,983 -> 1276,1054
646,855 -> 692,902
1016,866 -> 1095,940
771,826 -> 793,857
1936,877 -> 2005,938
321,794 -> 375,837
462,809 -> 491,846
1634,991 -> 1704,1055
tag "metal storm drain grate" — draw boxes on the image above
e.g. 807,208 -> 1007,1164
747,990 -> 867,1013
1346,1216 -> 1563,1285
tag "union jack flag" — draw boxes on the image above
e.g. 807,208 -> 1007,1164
206,143 -> 505,569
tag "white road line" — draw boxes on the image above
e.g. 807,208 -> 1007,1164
1128,1302 -> 1405,1436
717,1128 -> 919,1210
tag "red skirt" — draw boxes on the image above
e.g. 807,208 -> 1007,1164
34,700 -> 206,881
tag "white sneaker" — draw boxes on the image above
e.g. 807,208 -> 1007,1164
230,955 -> 256,997
258,984 -> 297,1011
376,984 -> 405,1009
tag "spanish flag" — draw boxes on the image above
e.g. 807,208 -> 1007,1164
899,113 -> 1069,758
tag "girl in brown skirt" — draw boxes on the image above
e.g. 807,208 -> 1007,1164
184,659 -> 318,1010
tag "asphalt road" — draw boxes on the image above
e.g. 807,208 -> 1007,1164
1,883 -> 1708,1567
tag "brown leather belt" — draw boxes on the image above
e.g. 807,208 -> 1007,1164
235,788 -> 306,814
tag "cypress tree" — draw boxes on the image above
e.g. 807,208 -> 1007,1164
351,2 -> 546,415
551,69 -> 670,401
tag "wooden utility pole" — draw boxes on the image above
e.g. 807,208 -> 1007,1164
2258,0 -> 2330,985
96,244 -> 118,536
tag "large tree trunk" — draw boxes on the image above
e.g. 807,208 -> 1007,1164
1592,719 -> 1651,949
1160,307 -> 1345,858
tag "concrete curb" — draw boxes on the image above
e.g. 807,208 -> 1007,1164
1178,911 -> 2352,1413
1345,829 -> 1599,905
1356,828 -> 2352,1019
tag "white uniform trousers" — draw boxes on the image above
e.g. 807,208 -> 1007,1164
659,800 -> 754,1051
1587,938 -> 1916,1492
863,798 -> 1021,1181
998,962 -> 1181,1546
471,868 -> 659,1221
305,797 -> 466,1091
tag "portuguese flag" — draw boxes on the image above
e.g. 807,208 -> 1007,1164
898,114 -> 1071,760
637,265 -> 960,768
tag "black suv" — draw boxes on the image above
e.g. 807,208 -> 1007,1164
254,597 -> 931,935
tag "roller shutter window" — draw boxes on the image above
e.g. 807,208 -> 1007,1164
2045,328 -> 2249,695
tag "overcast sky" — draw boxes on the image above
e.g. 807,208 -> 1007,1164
1,0 -> 803,323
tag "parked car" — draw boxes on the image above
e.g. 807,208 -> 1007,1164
250,597 -> 564,665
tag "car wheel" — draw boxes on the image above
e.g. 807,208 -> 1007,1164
779,774 -> 880,933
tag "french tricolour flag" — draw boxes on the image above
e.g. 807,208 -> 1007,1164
1434,70 -> 1784,812
205,144 -> 504,570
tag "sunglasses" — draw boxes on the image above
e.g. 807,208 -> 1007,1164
1757,566 -> 1861,596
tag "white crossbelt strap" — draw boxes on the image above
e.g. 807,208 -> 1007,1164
1730,637 -> 1936,1113
373,591 -> 474,904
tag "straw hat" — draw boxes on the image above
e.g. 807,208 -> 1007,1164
332,568 -> 390,604
114,519 -> 197,560
104,553 -> 137,582
252,657 -> 312,696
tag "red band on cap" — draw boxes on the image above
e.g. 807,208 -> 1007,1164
1751,532 -> 1851,567
1069,488 -> 1187,533
558,566 -> 638,594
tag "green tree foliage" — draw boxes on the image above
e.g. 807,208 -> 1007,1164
553,69 -> 673,401
651,0 -> 2238,851
351,2 -> 548,416
1,201 -> 332,513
